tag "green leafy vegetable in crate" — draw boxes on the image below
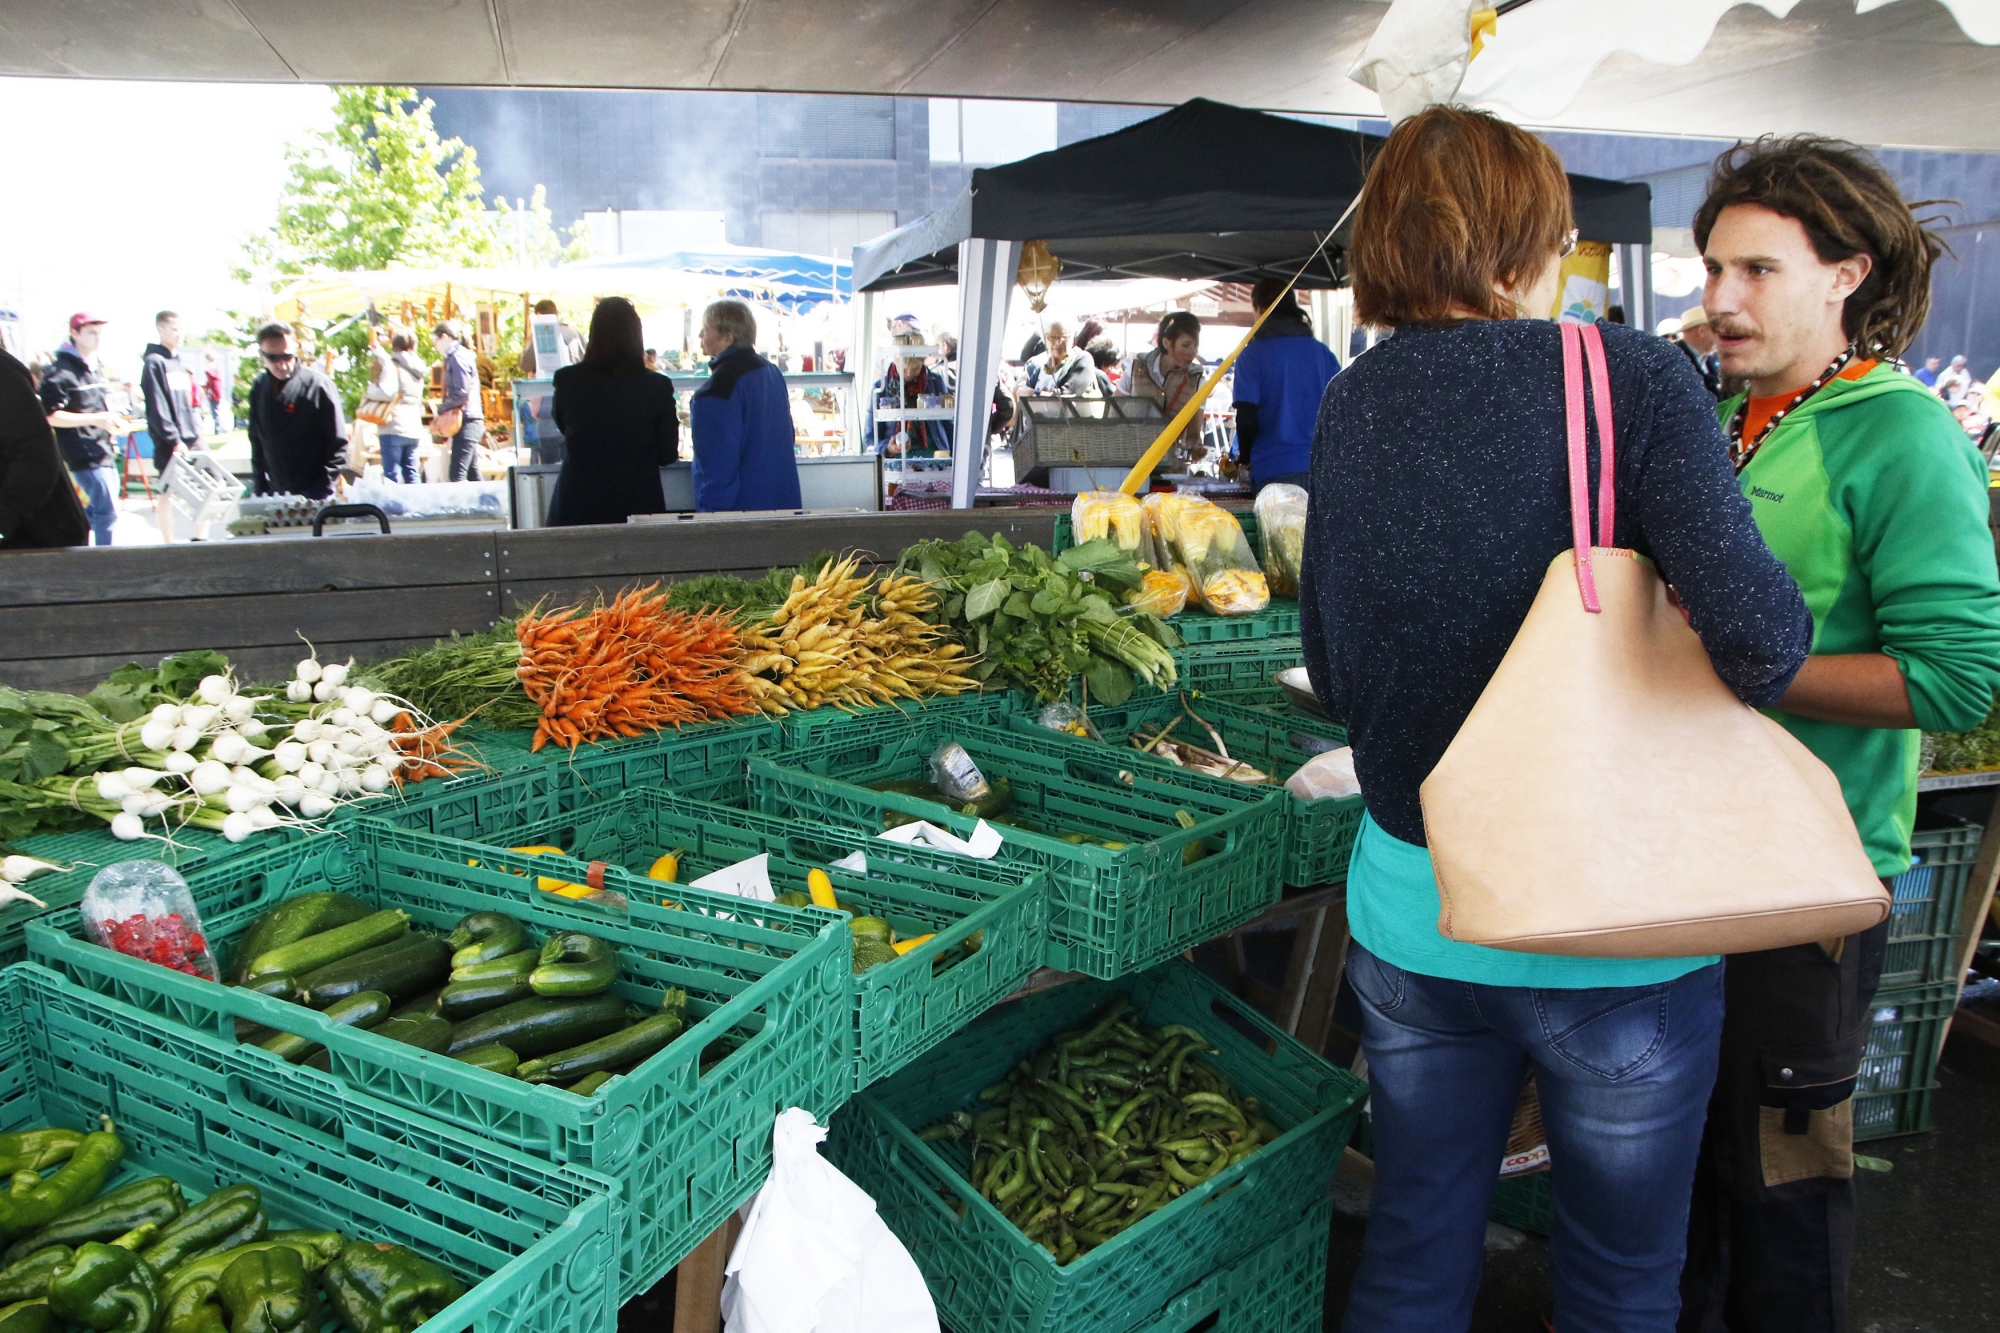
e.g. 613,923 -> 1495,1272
357,624 -> 542,733
1925,695 -> 2000,775
918,996 -> 1280,1263
898,532 -> 1180,705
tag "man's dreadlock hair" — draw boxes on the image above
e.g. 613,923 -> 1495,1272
1694,136 -> 1948,361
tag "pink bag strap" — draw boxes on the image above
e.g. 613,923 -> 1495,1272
1559,321 -> 1618,614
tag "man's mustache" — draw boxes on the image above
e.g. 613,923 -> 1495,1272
1710,321 -> 1757,340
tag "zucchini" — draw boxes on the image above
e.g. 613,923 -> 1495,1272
255,990 -> 391,1064
529,932 -> 618,998
449,1044 -> 520,1076
438,975 -> 536,1021
445,994 -> 630,1058
296,933 -> 450,1008
566,1070 -> 616,1097
449,949 -> 538,984
245,910 -> 409,981
227,891 -> 373,984
515,1011 -> 683,1084
238,971 -> 301,1004
391,987 -> 444,1019
446,912 -> 527,969
371,1013 -> 453,1053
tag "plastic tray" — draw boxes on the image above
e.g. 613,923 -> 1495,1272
1854,980 -> 1955,1141
1016,697 -> 1359,888
484,785 -> 1050,1090
1,825 -> 238,967
752,722 -> 1288,978
26,821 -> 852,1300
0,961 -> 619,1333
1171,637 -> 1305,696
1124,1199 -> 1333,1333
1879,821 -> 1984,989
824,961 -> 1365,1333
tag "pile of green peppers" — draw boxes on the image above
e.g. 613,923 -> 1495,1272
918,997 -> 1282,1265
0,1120 -> 465,1333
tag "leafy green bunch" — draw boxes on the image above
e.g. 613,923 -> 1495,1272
0,687 -> 131,841
661,553 -> 837,621
83,650 -> 232,724
898,533 -> 1180,705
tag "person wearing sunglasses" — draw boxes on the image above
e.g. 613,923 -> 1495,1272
247,322 -> 347,499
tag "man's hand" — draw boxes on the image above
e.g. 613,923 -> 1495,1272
1776,653 -> 1917,729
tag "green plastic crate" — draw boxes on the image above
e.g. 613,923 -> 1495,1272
1165,604 -> 1302,643
1854,980 -> 1955,1141
1,825 -> 238,967
1123,1199 -> 1333,1333
1012,698 -> 1359,888
1490,1172 -> 1554,1235
779,692 -> 1026,753
752,721 -> 1288,978
482,785 -> 1050,1090
1880,821 -> 1984,989
26,821 -> 852,1300
461,724 -> 547,773
544,713 -> 783,807
824,961 -> 1365,1333
0,962 -> 619,1333
357,762 -> 565,843
1172,637 -> 1304,696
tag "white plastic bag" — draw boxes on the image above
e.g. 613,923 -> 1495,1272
876,818 -> 1003,859
721,1108 -> 938,1333
1285,747 -> 1362,801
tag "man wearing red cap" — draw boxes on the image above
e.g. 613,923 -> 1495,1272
37,312 -> 124,545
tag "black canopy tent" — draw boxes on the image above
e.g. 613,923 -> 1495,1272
852,98 -> 1655,292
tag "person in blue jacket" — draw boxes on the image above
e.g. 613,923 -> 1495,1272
1231,278 -> 1341,491
691,300 -> 802,512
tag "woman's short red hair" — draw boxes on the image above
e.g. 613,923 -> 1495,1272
1350,106 -> 1573,328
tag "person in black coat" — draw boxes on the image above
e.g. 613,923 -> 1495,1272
0,347 -> 88,549
547,297 -> 679,527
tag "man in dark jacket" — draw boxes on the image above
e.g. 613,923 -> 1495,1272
1,347 -> 88,549
141,310 -> 203,478
247,323 -> 347,499
690,300 -> 801,512
38,312 -> 124,545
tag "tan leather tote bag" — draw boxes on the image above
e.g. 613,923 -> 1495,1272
1419,321 -> 1888,958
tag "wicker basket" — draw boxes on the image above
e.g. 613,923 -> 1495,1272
1013,395 -> 1166,483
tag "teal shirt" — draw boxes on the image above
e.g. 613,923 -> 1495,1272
1347,813 -> 1717,989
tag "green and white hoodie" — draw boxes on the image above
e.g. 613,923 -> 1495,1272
1728,365 -> 2000,877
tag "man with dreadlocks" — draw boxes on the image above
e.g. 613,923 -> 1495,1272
1680,138 -> 2000,1332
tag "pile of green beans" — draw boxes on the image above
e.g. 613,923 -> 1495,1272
918,997 -> 1280,1264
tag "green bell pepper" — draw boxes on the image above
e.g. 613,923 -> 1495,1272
322,1240 -> 465,1333
160,1276 -> 225,1333
0,1299 -> 52,1333
139,1184 -> 262,1276
45,1224 -> 161,1333
0,1247 -> 70,1304
217,1245 -> 317,1333
0,1118 -> 122,1243
0,1133 -> 82,1178
3,1174 -> 185,1265
160,1233 -> 341,1302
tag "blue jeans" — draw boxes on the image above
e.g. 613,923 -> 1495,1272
448,418 -> 485,481
378,433 -> 419,484
1344,943 -> 1725,1333
69,465 -> 118,545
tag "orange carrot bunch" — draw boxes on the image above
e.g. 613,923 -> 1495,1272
515,585 -> 756,752
389,711 -> 483,783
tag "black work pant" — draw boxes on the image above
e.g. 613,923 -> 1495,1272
1678,908 -> 1890,1333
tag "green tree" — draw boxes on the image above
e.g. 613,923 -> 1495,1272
235,87 -> 591,413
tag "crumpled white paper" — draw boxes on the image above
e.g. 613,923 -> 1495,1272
875,818 -> 1003,860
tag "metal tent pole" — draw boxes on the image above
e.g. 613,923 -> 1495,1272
951,238 -> 1021,510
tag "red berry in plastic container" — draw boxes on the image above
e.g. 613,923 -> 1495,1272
81,862 -> 218,982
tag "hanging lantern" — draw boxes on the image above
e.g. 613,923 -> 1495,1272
1017,240 -> 1061,312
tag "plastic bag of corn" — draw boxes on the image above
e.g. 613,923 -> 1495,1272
1072,490 -> 1147,556
1143,492 -> 1270,615
1254,483 -> 1308,598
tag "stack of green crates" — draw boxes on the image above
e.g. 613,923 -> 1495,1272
1009,695 -> 1360,887
0,961 -> 620,1333
752,717 -> 1289,978
27,820 -> 852,1300
1855,819 -> 1983,1140
826,961 -> 1365,1333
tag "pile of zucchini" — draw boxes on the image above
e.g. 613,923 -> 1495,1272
226,892 -> 686,1097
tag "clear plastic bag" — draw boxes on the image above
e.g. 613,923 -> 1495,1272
928,742 -> 991,804
1254,483 -> 1308,598
1145,492 -> 1270,615
81,861 -> 219,979
1036,701 -> 1090,737
1124,567 -> 1190,618
1071,490 -> 1146,556
1284,747 -> 1361,802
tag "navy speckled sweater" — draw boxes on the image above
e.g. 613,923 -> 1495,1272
1298,319 -> 1812,847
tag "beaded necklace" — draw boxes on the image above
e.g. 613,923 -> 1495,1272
1728,347 -> 1855,474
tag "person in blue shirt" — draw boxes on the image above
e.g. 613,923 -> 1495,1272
870,316 -> 953,457
1231,278 -> 1341,491
690,300 -> 802,512
1913,355 -> 1940,387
